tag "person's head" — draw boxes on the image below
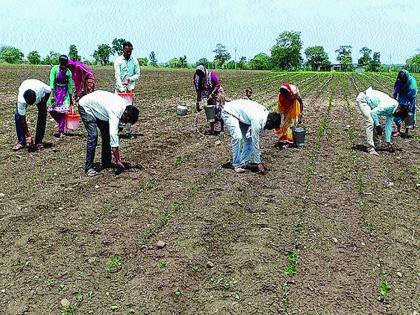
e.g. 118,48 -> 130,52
393,105 -> 408,120
264,112 -> 282,130
23,89 -> 36,105
195,65 -> 206,78
121,105 -> 139,124
244,87 -> 253,98
59,55 -> 69,70
396,70 -> 408,84
123,41 -> 133,60
279,86 -> 291,98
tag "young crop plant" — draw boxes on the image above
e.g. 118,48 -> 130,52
106,255 -> 122,273
379,279 -> 391,301
285,251 -> 298,276
61,304 -> 76,315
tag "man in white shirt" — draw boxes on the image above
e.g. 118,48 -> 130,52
13,79 -> 51,151
114,41 -> 140,92
78,90 -> 139,176
222,99 -> 282,174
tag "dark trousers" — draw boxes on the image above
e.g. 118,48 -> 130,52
79,106 -> 112,172
15,93 -> 49,145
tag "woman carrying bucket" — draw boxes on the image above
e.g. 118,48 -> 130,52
193,65 -> 226,135
274,82 -> 303,147
67,59 -> 95,101
48,55 -> 74,138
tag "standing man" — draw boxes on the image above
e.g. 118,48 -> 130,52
222,99 -> 282,174
13,79 -> 51,151
78,90 -> 139,177
114,41 -> 140,93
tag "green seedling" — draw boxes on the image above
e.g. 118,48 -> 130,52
61,304 -> 76,315
143,226 -> 154,239
74,292 -> 83,303
285,251 -> 298,276
171,201 -> 181,211
106,255 -> 122,273
158,260 -> 167,269
159,209 -> 170,227
379,279 -> 391,299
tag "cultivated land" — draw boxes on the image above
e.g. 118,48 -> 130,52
0,65 -> 419,314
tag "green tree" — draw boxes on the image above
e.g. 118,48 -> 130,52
138,57 -> 148,66
93,44 -> 112,65
237,56 -> 248,70
336,45 -> 354,71
406,54 -> 420,67
168,57 -> 179,68
225,60 -> 236,69
178,55 -> 188,68
149,51 -> 158,67
68,44 -> 81,61
195,58 -> 211,68
213,43 -> 231,68
0,46 -> 24,64
112,38 -> 126,56
271,31 -> 303,70
358,47 -> 372,69
249,53 -> 272,70
27,51 -> 41,64
369,52 -> 381,72
42,51 -> 60,65
304,46 -> 330,71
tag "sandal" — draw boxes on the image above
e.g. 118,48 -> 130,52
12,143 -> 25,151
86,168 -> 99,177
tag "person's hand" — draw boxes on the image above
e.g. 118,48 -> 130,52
26,136 -> 33,146
385,142 -> 395,152
375,125 -> 383,136
196,102 -> 202,112
116,160 -> 126,170
258,163 -> 266,174
298,115 -> 302,125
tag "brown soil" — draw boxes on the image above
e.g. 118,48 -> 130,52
0,66 -> 418,314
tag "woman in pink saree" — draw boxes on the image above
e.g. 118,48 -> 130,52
67,59 -> 96,101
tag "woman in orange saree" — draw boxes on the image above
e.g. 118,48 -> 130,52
274,82 -> 303,146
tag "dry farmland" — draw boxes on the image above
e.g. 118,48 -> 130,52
0,65 -> 419,314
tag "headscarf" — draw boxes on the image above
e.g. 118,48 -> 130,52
278,82 -> 296,110
59,55 -> 69,65
195,65 -> 208,90
395,69 -> 417,97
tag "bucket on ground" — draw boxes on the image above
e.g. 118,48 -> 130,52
204,105 -> 216,122
117,92 -> 135,105
176,102 -> 188,116
293,126 -> 306,147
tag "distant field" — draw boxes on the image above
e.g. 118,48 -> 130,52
0,65 -> 418,314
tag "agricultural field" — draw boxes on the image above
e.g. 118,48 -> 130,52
0,65 -> 419,314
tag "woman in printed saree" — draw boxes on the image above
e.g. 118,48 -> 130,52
193,65 -> 226,135
274,82 -> 303,146
49,55 -> 74,138
67,59 -> 95,101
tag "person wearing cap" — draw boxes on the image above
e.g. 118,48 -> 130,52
222,99 -> 282,174
13,79 -> 51,151
275,82 -> 303,147
48,55 -> 74,138
114,41 -> 140,93
357,87 -> 408,154
193,65 -> 226,135
78,90 -> 140,177
393,69 -> 417,136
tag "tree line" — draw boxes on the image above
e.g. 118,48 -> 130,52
1,33 -> 419,72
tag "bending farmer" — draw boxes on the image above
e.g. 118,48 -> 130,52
393,69 -> 417,136
222,99 -> 281,174
275,82 -> 303,147
13,79 -> 51,151
78,90 -> 139,177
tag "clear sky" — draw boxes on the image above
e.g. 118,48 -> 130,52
1,0 -> 419,64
